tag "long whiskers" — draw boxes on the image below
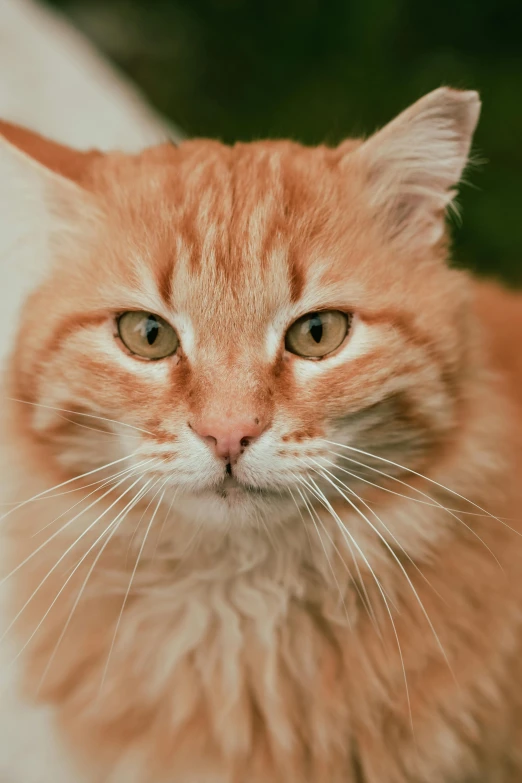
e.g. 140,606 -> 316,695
308,461 -> 454,687
294,473 -> 383,633
99,479 -> 168,694
0,464 -> 134,508
0,474 -> 150,646
52,412 -> 143,440
325,450 -> 518,522
287,486 -> 315,556
32,459 -> 155,539
0,453 -> 141,523
298,472 -> 413,733
324,440 -> 522,537
7,398 -> 154,436
323,456 -> 460,512
293,484 -> 353,630
10,478 -> 155,677
0,465 -> 135,508
150,489 -> 179,562
309,460 -> 446,599
36,477 -> 158,694
0,466 -> 154,588
329,456 -> 501,569
125,480 -> 173,567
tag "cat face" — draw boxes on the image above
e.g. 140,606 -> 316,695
1,88 -> 480,528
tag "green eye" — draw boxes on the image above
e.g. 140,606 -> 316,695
118,312 -> 179,360
285,311 -> 350,358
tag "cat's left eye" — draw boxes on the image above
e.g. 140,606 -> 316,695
117,312 -> 179,360
285,310 -> 350,358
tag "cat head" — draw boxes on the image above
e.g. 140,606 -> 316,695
0,87 -> 480,529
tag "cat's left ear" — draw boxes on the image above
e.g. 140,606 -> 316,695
348,87 -> 481,247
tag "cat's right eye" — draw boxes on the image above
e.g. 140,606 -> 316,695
117,312 -> 179,360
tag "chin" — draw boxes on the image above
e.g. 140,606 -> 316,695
174,484 -> 295,530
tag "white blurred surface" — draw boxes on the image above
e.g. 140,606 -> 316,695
0,0 -> 182,373
0,0 -> 180,150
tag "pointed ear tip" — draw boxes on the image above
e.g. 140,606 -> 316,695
453,89 -> 482,133
430,86 -> 481,114
422,87 -> 481,137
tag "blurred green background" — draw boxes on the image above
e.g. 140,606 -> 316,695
50,0 -> 522,283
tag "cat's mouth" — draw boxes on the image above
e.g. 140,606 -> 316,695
216,475 -> 250,498
214,474 -> 268,499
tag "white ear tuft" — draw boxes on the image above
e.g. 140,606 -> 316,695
353,87 -> 481,244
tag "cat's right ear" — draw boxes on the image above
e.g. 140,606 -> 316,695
0,122 -> 102,365
0,121 -> 102,238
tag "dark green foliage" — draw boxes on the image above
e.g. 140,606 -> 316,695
50,0 -> 522,283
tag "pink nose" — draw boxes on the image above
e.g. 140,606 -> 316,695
191,416 -> 266,461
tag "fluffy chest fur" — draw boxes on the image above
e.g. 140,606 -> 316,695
4,405 -> 522,783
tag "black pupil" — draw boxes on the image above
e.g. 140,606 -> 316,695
145,317 -> 160,345
309,315 -> 323,344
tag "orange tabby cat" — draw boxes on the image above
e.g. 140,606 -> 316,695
0,87 -> 521,783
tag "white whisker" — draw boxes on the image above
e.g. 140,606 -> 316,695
52,412 -> 143,440
32,459 -> 155,539
11,480 -> 153,671
301,478 -> 387,638
301,473 -> 413,733
322,452 -> 506,566
330,456 -> 501,570
7,398 -> 154,436
287,486 -> 315,556
36,477 -> 157,693
99,480 -> 167,694
1,464 -> 142,507
257,507 -> 278,550
125,479 -> 173,566
326,449 -> 518,521
324,440 -> 522,536
0,453 -> 141,524
294,485 -> 353,630
310,462 -> 454,688
295,473 -> 383,632
0,468 -> 153,588
0,475 -> 148,644
311,461 -> 447,602
301,473 -> 397,615
150,489 -> 178,562
323,456 -> 456,511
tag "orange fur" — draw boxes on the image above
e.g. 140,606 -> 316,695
1,89 -> 522,782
